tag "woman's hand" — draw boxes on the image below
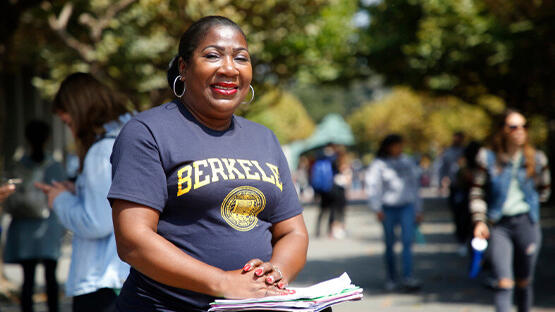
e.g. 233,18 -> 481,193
112,199 -> 295,299
473,221 -> 490,239
60,181 -> 76,194
242,259 -> 291,290
219,268 -> 290,299
0,183 -> 16,203
35,181 -> 71,209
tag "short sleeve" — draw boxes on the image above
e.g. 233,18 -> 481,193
108,119 -> 168,211
267,134 -> 303,223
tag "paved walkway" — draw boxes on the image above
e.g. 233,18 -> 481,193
1,194 -> 555,311
298,196 -> 555,312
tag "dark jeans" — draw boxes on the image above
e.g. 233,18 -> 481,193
73,288 -> 117,312
382,204 -> 415,281
490,214 -> 541,312
20,259 -> 59,312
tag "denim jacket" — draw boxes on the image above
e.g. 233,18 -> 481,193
53,113 -> 133,296
470,148 -> 551,224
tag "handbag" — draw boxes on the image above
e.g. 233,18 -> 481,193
4,159 -> 53,219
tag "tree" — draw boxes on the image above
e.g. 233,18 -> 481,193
241,88 -> 315,144
348,87 -> 494,155
6,0 -> 358,110
358,0 -> 555,197
359,0 -> 554,112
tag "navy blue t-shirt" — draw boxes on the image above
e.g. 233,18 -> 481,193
108,101 -> 303,311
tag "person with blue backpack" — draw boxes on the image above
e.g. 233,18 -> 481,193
311,144 -> 347,238
365,134 -> 422,292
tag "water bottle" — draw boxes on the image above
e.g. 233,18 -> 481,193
468,237 -> 488,278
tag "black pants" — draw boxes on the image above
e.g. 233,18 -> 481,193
20,259 -> 59,312
73,288 -> 117,312
315,185 -> 346,236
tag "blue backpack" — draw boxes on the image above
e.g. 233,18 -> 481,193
310,159 -> 334,193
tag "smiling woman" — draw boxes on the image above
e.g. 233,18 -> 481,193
108,16 -> 309,312
172,16 -> 252,130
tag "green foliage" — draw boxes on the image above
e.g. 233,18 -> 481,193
348,87 -> 494,154
241,88 -> 315,144
290,78 -> 380,123
9,0 -> 358,110
359,0 -> 554,114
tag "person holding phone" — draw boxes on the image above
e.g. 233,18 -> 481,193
36,73 -> 132,312
4,120 -> 66,312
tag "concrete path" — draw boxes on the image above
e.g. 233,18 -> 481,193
2,194 -> 555,311
298,196 -> 555,312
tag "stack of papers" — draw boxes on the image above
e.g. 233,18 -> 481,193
209,272 -> 363,312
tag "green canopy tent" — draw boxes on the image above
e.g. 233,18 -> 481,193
283,114 -> 355,170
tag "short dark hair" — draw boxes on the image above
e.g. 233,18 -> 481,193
376,134 -> 403,158
167,16 -> 246,89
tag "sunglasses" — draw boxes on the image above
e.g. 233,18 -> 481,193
506,124 -> 529,131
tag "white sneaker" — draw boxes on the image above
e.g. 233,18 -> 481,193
332,228 -> 347,239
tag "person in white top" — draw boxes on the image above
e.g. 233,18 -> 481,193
365,134 -> 422,291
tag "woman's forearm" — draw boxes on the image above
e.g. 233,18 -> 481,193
113,199 -> 291,299
113,200 -> 227,296
269,214 -> 309,283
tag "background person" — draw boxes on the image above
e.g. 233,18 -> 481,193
365,134 -> 422,291
108,16 -> 309,312
471,109 -> 550,312
312,143 -> 348,239
36,73 -> 132,312
438,132 -> 468,254
438,131 -> 466,194
450,141 -> 482,255
3,120 -> 66,312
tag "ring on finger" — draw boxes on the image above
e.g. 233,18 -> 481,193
272,265 -> 283,280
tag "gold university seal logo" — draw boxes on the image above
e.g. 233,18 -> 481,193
221,186 -> 266,231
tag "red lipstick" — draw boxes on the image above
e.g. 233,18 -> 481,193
211,82 -> 238,95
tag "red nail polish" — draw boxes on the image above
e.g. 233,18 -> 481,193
255,269 -> 263,276
243,264 -> 251,271
266,276 -> 274,284
278,282 -> 285,289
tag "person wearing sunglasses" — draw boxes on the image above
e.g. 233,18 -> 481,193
470,109 -> 550,312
